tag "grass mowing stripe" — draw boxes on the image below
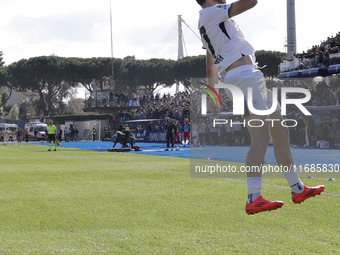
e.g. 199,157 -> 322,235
54,151 -> 340,197
4,145 -> 340,197
54,152 -> 189,175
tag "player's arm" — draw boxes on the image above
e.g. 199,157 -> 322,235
206,51 -> 219,87
229,0 -> 257,18
206,51 -> 221,113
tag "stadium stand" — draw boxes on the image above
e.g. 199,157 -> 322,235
84,33 -> 340,148
278,32 -> 340,78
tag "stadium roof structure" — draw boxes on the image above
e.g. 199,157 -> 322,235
278,64 -> 340,79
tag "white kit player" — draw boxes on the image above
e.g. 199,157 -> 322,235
196,0 -> 325,214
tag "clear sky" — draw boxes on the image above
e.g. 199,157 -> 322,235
0,0 -> 339,65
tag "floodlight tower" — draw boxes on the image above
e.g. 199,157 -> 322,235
287,0 -> 297,59
110,0 -> 115,91
176,15 -> 185,93
177,15 -> 184,60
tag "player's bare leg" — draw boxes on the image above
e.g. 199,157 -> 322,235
269,111 -> 294,168
245,114 -> 270,178
244,114 -> 284,214
269,111 -> 325,202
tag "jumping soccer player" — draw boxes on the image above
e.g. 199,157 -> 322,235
196,0 -> 325,214
47,120 -> 57,151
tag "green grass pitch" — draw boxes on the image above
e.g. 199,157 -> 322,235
0,144 -> 339,254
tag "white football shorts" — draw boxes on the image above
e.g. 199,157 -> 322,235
221,65 -> 280,116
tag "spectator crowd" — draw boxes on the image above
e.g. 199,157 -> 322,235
281,32 -> 340,71
86,75 -> 340,149
82,32 -> 340,148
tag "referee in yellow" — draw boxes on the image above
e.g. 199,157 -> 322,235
47,120 -> 57,151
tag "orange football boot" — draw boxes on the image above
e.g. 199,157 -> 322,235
292,185 -> 325,204
246,196 -> 284,215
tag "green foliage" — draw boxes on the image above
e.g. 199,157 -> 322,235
8,105 -> 19,120
64,98 -> 85,115
175,55 -> 206,88
3,51 -> 286,117
0,67 -> 7,85
0,65 -> 12,109
8,56 -> 82,116
255,50 -> 286,77
120,57 -> 176,94
0,51 -> 8,96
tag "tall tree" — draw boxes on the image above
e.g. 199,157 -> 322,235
8,105 -> 19,120
120,57 -> 176,94
175,55 -> 206,91
71,57 -> 121,93
255,50 -> 286,77
8,56 -> 79,116
0,51 -> 14,109
0,71 -> 12,109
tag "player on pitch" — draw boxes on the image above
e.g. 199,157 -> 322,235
47,120 -> 57,151
196,0 -> 325,214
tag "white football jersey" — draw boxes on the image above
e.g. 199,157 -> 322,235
198,4 -> 255,74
